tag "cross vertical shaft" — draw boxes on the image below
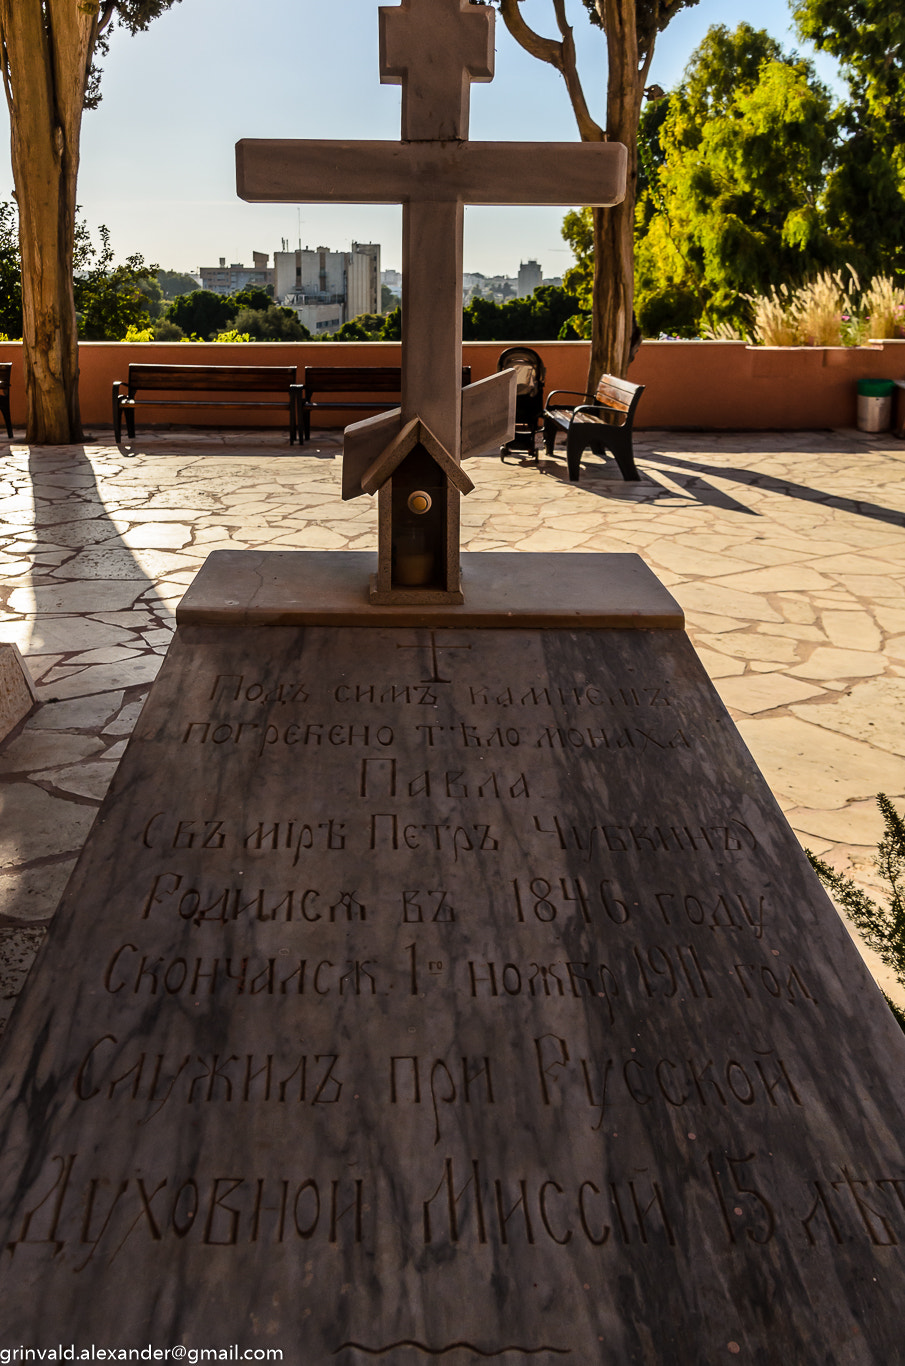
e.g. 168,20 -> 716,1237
402,199 -> 464,461
236,0 -> 627,603
381,0 -> 493,467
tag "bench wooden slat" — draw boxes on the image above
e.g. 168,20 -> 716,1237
543,372 -> 645,482
298,365 -> 472,441
125,365 -> 297,393
113,364 -> 299,443
303,367 -> 405,394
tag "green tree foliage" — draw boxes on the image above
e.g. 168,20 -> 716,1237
560,210 -> 595,336
792,0 -> 905,276
0,202 -> 22,338
380,284 -> 398,313
807,795 -> 905,1031
135,274 -> 164,319
74,223 -> 159,340
381,307 -> 402,341
86,1 -> 183,106
157,270 -> 200,300
165,290 -> 235,341
151,317 -> 185,341
462,285 -> 587,341
329,313 -> 390,341
0,200 -> 158,341
792,0 -> 905,141
232,285 -> 274,311
232,304 -> 310,341
633,24 -> 840,335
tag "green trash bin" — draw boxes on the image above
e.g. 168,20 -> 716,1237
857,378 -> 895,433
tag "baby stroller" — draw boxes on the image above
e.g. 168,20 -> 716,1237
497,346 -> 546,462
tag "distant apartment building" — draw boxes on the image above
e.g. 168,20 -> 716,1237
275,242 -> 381,334
199,252 -> 275,296
381,267 -> 402,300
517,259 -> 543,297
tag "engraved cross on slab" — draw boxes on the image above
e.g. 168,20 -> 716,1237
236,0 -> 626,602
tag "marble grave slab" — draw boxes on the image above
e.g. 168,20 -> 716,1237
1,553 -> 905,1362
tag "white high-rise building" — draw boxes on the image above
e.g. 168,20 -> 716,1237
275,242 -> 381,333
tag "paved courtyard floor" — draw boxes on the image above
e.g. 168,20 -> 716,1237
2,424 -> 905,1028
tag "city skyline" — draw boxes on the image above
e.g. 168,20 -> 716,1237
0,0 -> 840,277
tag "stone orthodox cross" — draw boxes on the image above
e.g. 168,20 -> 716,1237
237,0 -> 626,603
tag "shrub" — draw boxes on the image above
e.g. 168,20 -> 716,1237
807,794 -> 905,1031
151,318 -> 185,341
233,305 -> 310,341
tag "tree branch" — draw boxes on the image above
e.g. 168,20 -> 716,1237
499,0 -> 603,140
498,0 -> 563,69
97,3 -> 116,37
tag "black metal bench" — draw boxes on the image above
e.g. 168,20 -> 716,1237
0,362 -> 13,439
543,373 -> 645,481
112,364 -> 299,443
295,365 -> 472,442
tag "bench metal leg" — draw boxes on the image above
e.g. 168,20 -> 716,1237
543,415 -> 558,458
0,393 -> 12,439
605,430 -> 640,481
566,427 -> 585,482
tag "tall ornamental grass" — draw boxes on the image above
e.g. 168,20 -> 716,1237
747,269 -> 904,346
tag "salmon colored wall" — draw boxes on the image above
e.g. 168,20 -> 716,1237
2,338 -> 904,433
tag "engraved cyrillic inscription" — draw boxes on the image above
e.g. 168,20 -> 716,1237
183,721 -> 396,750
467,683 -> 673,708
512,877 -> 766,938
74,1038 -> 345,1117
6,1159 -> 367,1264
531,813 -> 758,859
533,1035 -> 803,1130
359,758 -> 530,799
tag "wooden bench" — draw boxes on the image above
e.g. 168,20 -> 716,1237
295,365 -> 472,442
0,363 -> 12,439
543,374 -> 645,481
112,365 -> 300,443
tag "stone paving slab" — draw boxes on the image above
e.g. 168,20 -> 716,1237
1,424 -> 905,1028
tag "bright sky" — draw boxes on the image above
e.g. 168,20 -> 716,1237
0,0 -> 841,279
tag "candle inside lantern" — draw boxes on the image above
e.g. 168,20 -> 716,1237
394,489 -> 435,585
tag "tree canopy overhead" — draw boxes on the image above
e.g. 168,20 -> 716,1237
792,0 -> 905,278
792,0 -> 905,138
628,20 -> 905,337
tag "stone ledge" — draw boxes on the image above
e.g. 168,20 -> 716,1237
175,550 -> 685,629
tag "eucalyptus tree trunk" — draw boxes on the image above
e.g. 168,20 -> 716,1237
499,0 -> 653,388
0,0 -> 100,443
590,0 -> 645,385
